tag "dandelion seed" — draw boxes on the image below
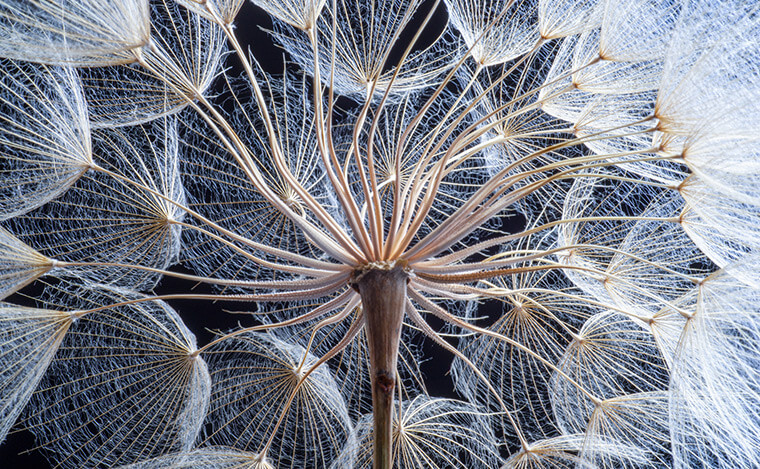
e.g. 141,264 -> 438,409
0,0 -> 758,467
0,0 -> 150,66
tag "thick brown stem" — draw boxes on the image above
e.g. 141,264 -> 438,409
352,262 -> 408,469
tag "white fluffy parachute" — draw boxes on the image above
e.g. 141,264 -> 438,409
0,0 -> 758,468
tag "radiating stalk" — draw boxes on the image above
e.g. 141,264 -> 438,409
351,262 -> 409,469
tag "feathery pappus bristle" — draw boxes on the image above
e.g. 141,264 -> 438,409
0,0 -> 757,467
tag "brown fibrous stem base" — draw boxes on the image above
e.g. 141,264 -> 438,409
351,261 -> 410,469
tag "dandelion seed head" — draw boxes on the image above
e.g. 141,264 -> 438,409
0,0 -> 759,467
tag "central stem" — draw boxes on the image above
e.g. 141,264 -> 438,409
352,262 -> 409,469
